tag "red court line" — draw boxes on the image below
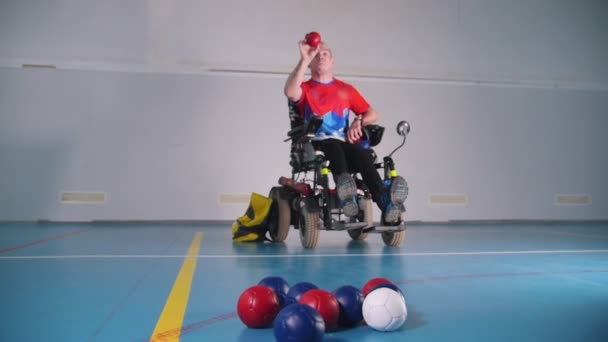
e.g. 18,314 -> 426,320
145,312 -> 238,342
0,228 -> 91,255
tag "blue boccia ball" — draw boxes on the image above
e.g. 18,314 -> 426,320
285,282 -> 318,306
273,304 -> 325,342
258,276 -> 290,308
332,285 -> 364,327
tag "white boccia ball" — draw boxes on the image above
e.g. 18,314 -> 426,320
362,287 -> 407,332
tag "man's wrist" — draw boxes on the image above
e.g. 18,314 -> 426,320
299,57 -> 311,69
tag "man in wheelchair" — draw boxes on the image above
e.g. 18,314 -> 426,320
283,39 -> 408,226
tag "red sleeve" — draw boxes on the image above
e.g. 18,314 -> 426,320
294,81 -> 310,119
348,85 -> 370,115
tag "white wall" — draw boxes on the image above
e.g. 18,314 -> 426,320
1,0 -> 607,221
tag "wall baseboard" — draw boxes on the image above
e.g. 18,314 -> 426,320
1,219 -> 605,226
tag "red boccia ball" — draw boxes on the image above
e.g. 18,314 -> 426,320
362,277 -> 393,297
237,285 -> 281,328
298,289 -> 340,330
305,31 -> 321,48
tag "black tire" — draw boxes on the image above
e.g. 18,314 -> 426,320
348,198 -> 373,240
299,205 -> 320,248
268,187 -> 290,242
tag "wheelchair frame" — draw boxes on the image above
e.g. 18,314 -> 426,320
268,103 -> 410,248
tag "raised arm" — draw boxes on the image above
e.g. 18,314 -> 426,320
284,40 -> 319,102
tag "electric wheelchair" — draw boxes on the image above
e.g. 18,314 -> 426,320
268,102 -> 411,248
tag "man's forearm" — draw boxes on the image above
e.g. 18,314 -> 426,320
360,108 -> 379,126
284,59 -> 308,102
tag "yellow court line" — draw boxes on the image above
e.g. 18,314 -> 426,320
150,232 -> 203,342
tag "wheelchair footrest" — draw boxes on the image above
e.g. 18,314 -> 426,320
324,222 -> 368,231
365,222 -> 406,233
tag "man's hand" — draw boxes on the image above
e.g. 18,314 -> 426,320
299,40 -> 319,66
347,118 -> 364,144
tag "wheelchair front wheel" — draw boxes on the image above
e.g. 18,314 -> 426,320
382,228 -> 405,247
299,205 -> 320,249
348,198 -> 373,241
268,187 -> 290,242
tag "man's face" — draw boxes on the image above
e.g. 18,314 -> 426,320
309,45 -> 334,74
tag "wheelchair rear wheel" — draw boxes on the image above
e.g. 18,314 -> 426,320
347,198 -> 373,241
268,187 -> 290,242
299,205 -> 320,248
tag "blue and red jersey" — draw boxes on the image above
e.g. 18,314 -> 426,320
293,78 -> 370,141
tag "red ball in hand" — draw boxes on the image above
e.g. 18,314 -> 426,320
305,31 -> 322,48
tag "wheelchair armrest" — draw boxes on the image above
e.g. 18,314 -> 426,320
287,117 -> 323,140
363,125 -> 385,147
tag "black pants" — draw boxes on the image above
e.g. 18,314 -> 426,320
312,139 -> 383,197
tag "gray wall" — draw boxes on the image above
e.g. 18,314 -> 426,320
1,0 -> 607,222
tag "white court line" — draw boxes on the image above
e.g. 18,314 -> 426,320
1,249 -> 608,260
539,230 -> 608,240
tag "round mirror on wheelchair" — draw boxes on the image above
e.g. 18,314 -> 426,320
396,121 -> 410,136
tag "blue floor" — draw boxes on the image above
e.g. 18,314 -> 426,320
1,222 -> 607,341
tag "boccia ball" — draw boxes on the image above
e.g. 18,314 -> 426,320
298,289 -> 340,330
305,31 -> 321,48
258,276 -> 290,308
372,283 -> 405,301
285,281 -> 318,306
362,277 -> 393,297
236,285 -> 280,328
332,285 -> 364,327
362,287 -> 407,332
273,304 -> 325,342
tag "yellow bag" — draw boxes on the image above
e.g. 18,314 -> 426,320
231,193 -> 275,242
